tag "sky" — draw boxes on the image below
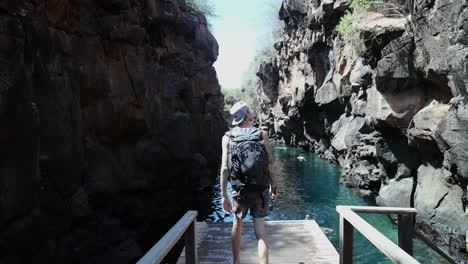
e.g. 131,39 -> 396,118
210,0 -> 282,90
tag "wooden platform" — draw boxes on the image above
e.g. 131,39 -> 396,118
177,220 -> 339,264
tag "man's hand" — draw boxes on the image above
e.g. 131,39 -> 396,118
270,184 -> 277,201
222,196 -> 232,214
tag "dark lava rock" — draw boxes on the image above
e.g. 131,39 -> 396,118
436,98 -> 468,184
0,0 -> 225,262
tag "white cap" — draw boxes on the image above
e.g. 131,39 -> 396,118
230,101 -> 249,126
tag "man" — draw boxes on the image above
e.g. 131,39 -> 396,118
220,101 -> 277,264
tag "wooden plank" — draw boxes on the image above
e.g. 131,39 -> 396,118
304,220 -> 338,250
397,214 -> 413,256
137,211 -> 198,264
178,220 -> 339,264
184,221 -> 198,264
336,207 -> 420,264
339,216 -> 353,264
338,206 -> 417,215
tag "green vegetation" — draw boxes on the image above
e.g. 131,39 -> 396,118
350,0 -> 374,10
336,12 -> 361,35
221,88 -> 255,111
336,0 -> 380,56
336,11 -> 366,56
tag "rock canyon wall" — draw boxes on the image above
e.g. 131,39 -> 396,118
246,0 -> 468,259
0,0 -> 225,262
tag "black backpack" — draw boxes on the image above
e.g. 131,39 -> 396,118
227,127 -> 270,192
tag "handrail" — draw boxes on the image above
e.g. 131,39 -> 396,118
137,210 -> 198,264
340,206 -> 417,215
336,206 -> 419,264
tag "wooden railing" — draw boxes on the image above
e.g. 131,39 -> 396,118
137,211 -> 198,264
336,206 -> 419,264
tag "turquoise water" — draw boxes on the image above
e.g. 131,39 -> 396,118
200,145 -> 449,264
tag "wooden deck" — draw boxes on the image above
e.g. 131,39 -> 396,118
177,220 -> 339,264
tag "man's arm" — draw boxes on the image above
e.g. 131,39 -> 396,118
220,135 -> 232,213
263,132 -> 276,195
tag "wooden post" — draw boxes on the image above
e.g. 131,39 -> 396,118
185,221 -> 198,264
340,215 -> 354,264
137,211 -> 198,264
398,214 -> 414,256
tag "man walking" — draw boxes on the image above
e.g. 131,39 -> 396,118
220,101 -> 277,264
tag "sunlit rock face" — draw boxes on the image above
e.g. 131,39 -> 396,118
414,165 -> 468,249
0,0 -> 225,262
245,0 -> 468,258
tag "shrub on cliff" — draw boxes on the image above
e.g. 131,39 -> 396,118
336,11 -> 366,56
336,0 -> 408,56
336,0 -> 375,56
350,0 -> 374,10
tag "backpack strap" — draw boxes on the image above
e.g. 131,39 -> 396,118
225,130 -> 233,155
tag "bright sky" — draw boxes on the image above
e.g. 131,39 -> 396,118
211,0 -> 282,90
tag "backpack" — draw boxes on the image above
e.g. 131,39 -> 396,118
227,127 -> 270,192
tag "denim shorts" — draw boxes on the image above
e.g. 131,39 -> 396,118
232,189 -> 270,219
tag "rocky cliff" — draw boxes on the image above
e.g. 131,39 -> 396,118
246,0 -> 468,260
0,0 -> 225,262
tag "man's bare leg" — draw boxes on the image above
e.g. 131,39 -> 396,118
231,215 -> 243,264
253,217 -> 269,264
